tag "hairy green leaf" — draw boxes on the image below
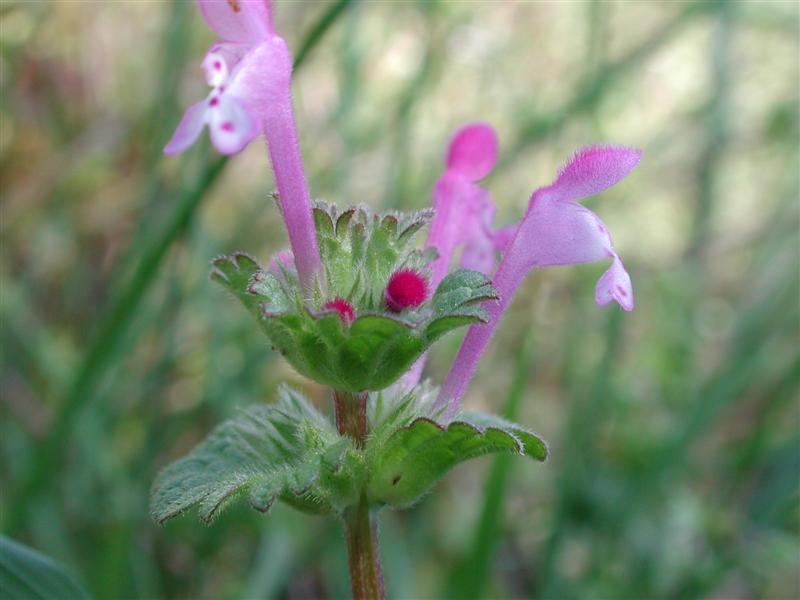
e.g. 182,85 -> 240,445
151,386 -> 364,523
367,409 -> 547,509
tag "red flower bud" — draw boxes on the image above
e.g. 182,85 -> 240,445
323,298 -> 355,325
385,269 -> 428,312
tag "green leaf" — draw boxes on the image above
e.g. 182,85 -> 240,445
0,536 -> 90,600
151,386 -> 364,523
367,410 -> 547,509
209,235 -> 497,393
423,269 -> 498,342
210,252 -> 261,306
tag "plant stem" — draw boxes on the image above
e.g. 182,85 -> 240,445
334,390 -> 368,448
333,390 -> 385,600
343,494 -> 384,600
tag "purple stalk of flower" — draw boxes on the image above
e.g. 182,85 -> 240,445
164,0 -> 321,291
434,136 -> 641,418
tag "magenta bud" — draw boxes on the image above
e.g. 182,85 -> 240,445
323,298 -> 355,325
385,270 -> 428,313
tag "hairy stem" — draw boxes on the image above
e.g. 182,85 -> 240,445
334,390 -> 385,600
334,390 -> 369,448
435,254 -> 525,418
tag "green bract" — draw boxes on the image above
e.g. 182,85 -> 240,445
151,385 -> 547,523
210,204 -> 498,392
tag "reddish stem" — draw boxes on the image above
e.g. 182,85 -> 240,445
333,390 -> 385,600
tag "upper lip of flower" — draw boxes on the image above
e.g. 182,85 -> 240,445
197,0 -> 275,44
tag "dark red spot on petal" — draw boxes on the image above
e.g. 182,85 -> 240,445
214,61 -> 222,71
323,298 -> 355,325
209,97 -> 220,106
227,0 -> 241,13
221,122 -> 235,132
616,285 -> 627,297
385,269 -> 428,312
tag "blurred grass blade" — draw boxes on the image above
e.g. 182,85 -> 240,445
4,0 -> 354,535
538,308 -> 625,598
5,154 -> 228,535
293,0 -> 355,71
0,536 -> 90,600
498,0 -> 715,171
448,328 -> 536,600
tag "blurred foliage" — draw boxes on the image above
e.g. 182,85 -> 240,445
1,1 -> 798,599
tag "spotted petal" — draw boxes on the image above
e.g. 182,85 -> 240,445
595,256 -> 634,311
208,94 -> 258,155
203,42 -> 250,86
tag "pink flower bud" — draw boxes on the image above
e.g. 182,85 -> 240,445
323,298 -> 355,325
385,270 -> 428,313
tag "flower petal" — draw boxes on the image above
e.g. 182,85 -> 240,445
225,37 -> 292,115
492,224 -> 517,253
514,199 -> 613,268
164,100 -> 208,155
428,174 -> 491,287
203,51 -> 229,87
197,0 -> 273,43
460,237 -> 496,275
208,94 -> 258,154
202,42 -> 250,86
540,145 -> 641,204
268,249 -> 294,275
446,122 -> 499,182
595,255 -> 634,311
459,190 -> 502,274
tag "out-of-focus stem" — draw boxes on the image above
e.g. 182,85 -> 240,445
333,390 -> 385,600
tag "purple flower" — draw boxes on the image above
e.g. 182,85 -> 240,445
164,1 -> 274,156
435,137 -> 641,417
164,1 -> 321,290
426,123 -> 503,290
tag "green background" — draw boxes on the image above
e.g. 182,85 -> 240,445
1,1 -> 797,598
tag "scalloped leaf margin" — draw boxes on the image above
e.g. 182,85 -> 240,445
366,411 -> 548,508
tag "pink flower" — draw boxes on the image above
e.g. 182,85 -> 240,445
436,142 -> 641,417
165,1 -> 321,290
426,123 -> 503,290
164,1 -> 275,156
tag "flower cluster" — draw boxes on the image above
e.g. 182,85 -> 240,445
162,0 -> 641,442
155,3 -> 641,597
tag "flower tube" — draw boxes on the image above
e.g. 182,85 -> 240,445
436,145 -> 641,417
164,0 -> 321,291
